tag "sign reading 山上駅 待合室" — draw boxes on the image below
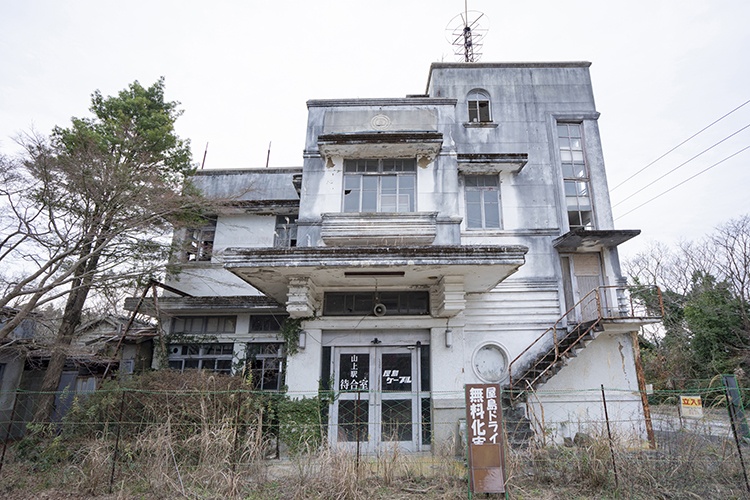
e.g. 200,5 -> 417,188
465,383 -> 506,494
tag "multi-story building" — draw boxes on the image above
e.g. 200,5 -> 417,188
140,62 -> 661,452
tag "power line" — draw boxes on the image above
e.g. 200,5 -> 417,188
614,144 -> 750,221
610,98 -> 750,193
612,122 -> 750,208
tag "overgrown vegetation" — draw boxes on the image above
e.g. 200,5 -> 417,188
1,372 -> 748,499
627,214 -> 750,390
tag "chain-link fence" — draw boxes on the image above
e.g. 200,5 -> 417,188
0,373 -> 748,498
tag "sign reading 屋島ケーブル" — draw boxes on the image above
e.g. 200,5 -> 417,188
465,383 -> 506,494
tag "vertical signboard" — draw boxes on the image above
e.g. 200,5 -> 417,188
465,383 -> 506,494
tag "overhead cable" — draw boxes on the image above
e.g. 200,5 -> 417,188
614,145 -> 750,221
612,122 -> 750,208
610,98 -> 750,192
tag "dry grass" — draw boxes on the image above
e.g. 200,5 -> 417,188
2,373 -> 749,499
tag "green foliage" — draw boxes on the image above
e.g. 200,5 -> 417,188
280,316 -> 313,356
684,272 -> 747,376
277,396 -> 324,455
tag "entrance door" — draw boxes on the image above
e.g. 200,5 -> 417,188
330,345 -> 428,452
562,254 -> 605,322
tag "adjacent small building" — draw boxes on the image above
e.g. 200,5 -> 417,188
134,62 -> 661,452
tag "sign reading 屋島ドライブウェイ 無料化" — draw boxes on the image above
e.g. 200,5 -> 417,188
465,384 -> 506,494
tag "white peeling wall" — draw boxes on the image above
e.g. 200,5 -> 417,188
528,332 -> 647,444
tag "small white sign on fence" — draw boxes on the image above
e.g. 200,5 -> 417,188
679,395 -> 703,419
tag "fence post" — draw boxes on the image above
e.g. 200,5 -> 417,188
0,389 -> 20,476
724,382 -> 750,493
108,387 -> 127,494
232,389 -> 244,473
355,390 -> 361,473
601,385 -> 619,489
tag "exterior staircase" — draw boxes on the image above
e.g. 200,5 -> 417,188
501,285 -> 663,447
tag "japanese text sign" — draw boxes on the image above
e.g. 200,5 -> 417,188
679,395 -> 703,419
465,383 -> 506,494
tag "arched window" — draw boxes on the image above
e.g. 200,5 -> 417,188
467,89 -> 491,123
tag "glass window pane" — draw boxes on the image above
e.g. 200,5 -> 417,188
467,201 -> 483,228
381,175 -> 397,192
338,400 -> 369,442
478,101 -> 490,122
381,399 -> 412,441
484,197 -> 500,228
381,353 -> 412,392
361,176 -> 378,211
339,352 -> 370,391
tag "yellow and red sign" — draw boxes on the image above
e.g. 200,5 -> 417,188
680,395 -> 703,418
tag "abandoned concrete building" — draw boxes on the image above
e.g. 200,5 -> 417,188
135,62 -> 661,451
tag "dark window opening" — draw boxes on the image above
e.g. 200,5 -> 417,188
274,215 -> 298,247
467,89 -> 491,123
323,291 -> 430,316
185,217 -> 217,262
246,343 -> 285,391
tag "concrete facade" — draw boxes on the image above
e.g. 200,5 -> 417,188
152,62 -> 659,451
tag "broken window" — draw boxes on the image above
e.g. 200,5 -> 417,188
343,159 -> 416,213
246,343 -> 285,391
465,175 -> 501,229
168,343 -> 234,373
274,214 -> 298,247
467,89 -> 491,123
558,123 -> 594,230
185,217 -> 217,262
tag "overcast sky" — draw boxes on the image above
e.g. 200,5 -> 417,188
2,0 -> 749,258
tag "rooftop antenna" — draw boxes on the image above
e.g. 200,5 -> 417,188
200,142 -> 208,169
445,1 -> 489,62
265,141 -> 271,168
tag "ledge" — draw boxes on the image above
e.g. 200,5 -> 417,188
457,153 -> 528,174
553,229 -> 641,252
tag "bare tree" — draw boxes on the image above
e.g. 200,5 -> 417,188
0,79 -> 207,421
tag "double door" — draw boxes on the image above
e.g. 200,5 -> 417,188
329,345 -> 429,452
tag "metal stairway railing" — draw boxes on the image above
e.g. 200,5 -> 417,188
506,284 -> 663,401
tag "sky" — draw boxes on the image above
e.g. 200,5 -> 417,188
1,0 -> 749,259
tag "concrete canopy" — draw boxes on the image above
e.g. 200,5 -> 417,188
223,245 -> 528,304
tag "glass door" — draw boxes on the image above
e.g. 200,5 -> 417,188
330,345 -> 427,452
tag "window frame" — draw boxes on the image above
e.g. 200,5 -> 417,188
464,174 -> 502,230
323,291 -> 430,316
171,316 -> 237,336
274,214 -> 298,248
168,343 -> 235,374
246,342 -> 285,391
185,217 -> 217,262
342,158 -> 417,213
467,89 -> 492,123
557,122 -> 594,230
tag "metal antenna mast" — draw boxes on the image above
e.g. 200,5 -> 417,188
446,2 -> 488,63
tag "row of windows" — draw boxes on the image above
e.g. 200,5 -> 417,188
183,122 -> 592,253
168,342 -> 284,391
172,315 -> 285,335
